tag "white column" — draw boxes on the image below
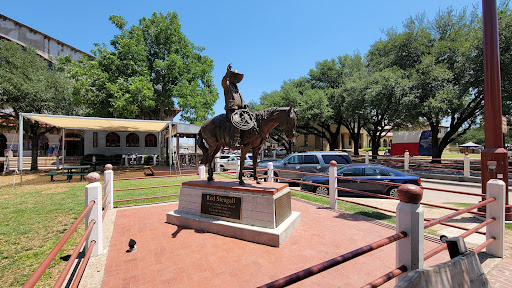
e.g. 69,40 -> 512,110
396,185 -> 424,283
158,131 -> 162,166
85,173 -> 103,257
486,179 -> 505,257
198,165 -> 206,179
171,123 -> 178,175
104,164 -> 114,211
18,113 -> 23,185
464,153 -> 470,177
329,161 -> 338,209
365,151 -> 369,164
268,162 -> 274,183
404,151 -> 409,171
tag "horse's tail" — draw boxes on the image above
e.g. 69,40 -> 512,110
197,129 -> 208,165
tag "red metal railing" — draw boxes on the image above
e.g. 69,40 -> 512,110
23,200 -> 96,288
113,194 -> 180,203
53,220 -> 95,287
258,232 -> 407,288
70,240 -> 95,288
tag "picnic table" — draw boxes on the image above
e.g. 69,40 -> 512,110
49,165 -> 91,182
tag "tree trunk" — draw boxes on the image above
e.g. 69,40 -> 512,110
430,125 -> 442,163
351,133 -> 360,155
30,132 -> 38,171
328,133 -> 339,151
371,135 -> 380,159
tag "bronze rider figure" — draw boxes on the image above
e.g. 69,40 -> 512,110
222,64 -> 247,148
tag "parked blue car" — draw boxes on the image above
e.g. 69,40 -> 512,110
299,164 -> 421,198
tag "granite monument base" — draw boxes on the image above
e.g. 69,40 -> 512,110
166,179 -> 301,247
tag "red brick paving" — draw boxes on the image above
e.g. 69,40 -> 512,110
101,199 -> 456,287
487,257 -> 512,287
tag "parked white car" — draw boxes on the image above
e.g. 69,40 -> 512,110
218,154 -> 252,171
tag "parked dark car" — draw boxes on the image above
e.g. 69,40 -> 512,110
299,164 -> 421,198
258,151 -> 352,182
243,158 -> 281,177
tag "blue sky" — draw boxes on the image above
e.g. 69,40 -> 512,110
2,0 -> 478,117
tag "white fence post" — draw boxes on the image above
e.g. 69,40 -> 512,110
104,164 -> 114,211
396,184 -> 424,283
153,154 -> 158,165
92,155 -> 96,165
404,151 -> 410,171
486,179 -> 505,258
56,155 -> 60,170
236,157 -> 241,179
198,165 -> 206,179
85,172 -> 103,257
5,155 -> 9,171
215,156 -> 220,172
124,155 -> 129,166
464,153 -> 470,177
365,152 -> 369,164
268,162 -> 274,183
329,161 -> 338,209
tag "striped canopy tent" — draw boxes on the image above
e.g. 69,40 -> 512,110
17,113 -> 199,184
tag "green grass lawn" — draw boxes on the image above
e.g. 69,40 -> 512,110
0,170 -> 239,287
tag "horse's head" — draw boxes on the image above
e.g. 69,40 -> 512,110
279,105 -> 297,140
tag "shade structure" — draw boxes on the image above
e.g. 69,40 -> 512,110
23,113 -> 169,132
459,142 -> 481,148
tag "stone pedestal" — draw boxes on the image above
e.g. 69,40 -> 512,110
166,179 -> 301,247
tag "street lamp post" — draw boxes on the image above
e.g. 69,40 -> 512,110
481,0 -> 511,220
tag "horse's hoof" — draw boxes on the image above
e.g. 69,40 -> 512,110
256,180 -> 261,184
207,177 -> 214,182
239,180 -> 245,186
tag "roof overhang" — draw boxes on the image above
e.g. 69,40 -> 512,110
22,113 -> 170,132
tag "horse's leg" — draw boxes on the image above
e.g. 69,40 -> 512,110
253,145 -> 263,184
208,145 -> 222,181
239,146 -> 250,185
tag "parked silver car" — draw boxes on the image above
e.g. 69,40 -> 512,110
258,151 -> 352,182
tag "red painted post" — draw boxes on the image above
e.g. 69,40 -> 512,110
481,0 -> 511,220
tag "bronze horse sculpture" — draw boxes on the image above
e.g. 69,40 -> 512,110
198,106 -> 296,185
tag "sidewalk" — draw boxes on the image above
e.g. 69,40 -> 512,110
98,199 -> 449,288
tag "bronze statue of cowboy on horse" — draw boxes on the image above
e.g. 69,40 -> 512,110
198,64 -> 296,185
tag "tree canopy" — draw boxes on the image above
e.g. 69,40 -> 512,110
0,40 -> 74,170
66,11 -> 218,124
257,3 -> 512,159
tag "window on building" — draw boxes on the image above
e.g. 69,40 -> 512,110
93,132 -> 98,148
106,132 -> 120,147
145,134 -> 157,147
126,133 -> 139,147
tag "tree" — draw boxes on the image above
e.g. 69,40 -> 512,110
66,12 -> 218,124
366,7 -> 483,161
0,41 -> 74,170
362,67 -> 414,157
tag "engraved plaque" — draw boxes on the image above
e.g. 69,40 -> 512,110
275,192 -> 292,227
201,193 -> 242,221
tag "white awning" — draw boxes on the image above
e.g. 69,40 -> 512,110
23,113 -> 170,132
